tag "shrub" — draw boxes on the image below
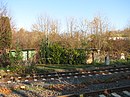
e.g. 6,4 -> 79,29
110,59 -> 130,66
39,41 -> 86,65
9,46 -> 23,65
0,52 -> 10,67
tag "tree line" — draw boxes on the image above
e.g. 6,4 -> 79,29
0,2 -> 130,66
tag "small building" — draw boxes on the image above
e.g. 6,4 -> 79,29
10,49 -> 37,61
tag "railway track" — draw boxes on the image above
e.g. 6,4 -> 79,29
35,65 -> 130,78
1,65 -> 130,83
58,85 -> 130,97
0,66 -> 130,97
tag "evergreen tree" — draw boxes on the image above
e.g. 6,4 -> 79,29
0,16 -> 12,50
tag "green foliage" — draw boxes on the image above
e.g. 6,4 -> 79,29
3,47 -> 37,75
110,59 -> 130,66
39,41 -> 86,65
9,46 -> 23,65
49,43 -> 64,64
0,17 -> 12,49
7,65 -> 37,75
39,38 -> 49,64
0,52 -> 10,67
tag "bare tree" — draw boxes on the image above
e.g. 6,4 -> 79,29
88,16 -> 110,50
32,15 -> 51,37
66,17 -> 79,37
32,15 -> 61,43
0,2 -> 8,17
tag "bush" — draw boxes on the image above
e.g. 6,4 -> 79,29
0,52 -> 11,67
110,59 -> 130,66
9,46 -> 23,65
7,65 -> 37,75
39,41 -> 86,65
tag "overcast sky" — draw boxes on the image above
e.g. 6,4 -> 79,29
7,0 -> 130,31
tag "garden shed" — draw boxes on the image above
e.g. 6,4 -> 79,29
10,49 -> 36,61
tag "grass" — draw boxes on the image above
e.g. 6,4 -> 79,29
36,60 -> 130,72
0,59 -> 130,74
36,64 -> 91,71
36,63 -> 109,72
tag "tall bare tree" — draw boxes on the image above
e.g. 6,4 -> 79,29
0,2 -> 8,17
88,16 -> 110,50
32,15 -> 61,43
